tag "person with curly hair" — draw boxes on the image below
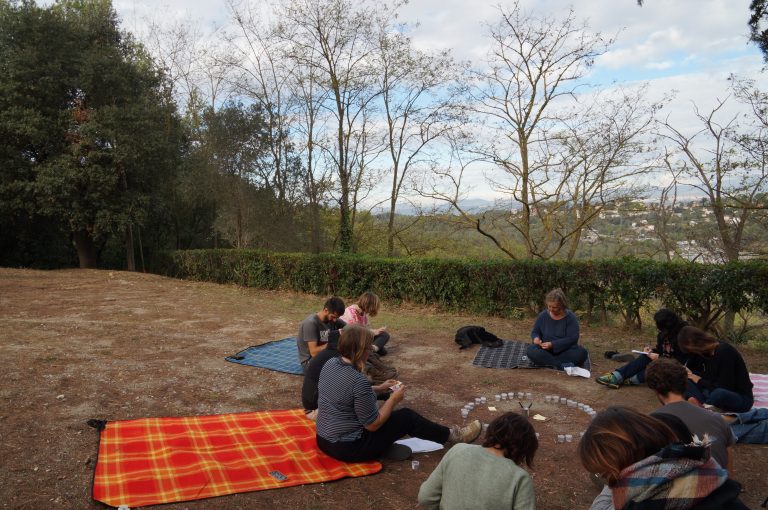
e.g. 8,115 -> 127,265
418,412 -> 537,510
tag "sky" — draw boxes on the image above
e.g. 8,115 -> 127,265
111,0 -> 766,202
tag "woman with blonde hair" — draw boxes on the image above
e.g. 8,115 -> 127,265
579,406 -> 746,509
526,288 -> 588,370
316,325 -> 481,462
678,326 -> 753,412
341,291 -> 391,355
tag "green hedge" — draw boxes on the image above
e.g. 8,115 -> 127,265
155,250 -> 768,330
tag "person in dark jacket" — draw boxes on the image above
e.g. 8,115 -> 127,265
678,326 -> 754,413
596,308 -> 704,389
526,288 -> 588,370
579,406 -> 747,510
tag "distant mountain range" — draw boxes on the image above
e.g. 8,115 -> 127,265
373,183 -> 707,216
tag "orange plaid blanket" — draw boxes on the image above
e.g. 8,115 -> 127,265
92,409 -> 382,507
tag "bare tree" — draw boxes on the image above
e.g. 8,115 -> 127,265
276,0 -> 388,252
661,79 -> 768,263
427,3 -> 655,260
651,154 -> 684,261
375,27 -> 464,256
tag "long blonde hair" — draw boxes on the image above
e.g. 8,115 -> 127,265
337,325 -> 374,371
357,292 -> 381,316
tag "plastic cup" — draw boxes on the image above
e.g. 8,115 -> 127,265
480,397 -> 487,404
525,392 -> 532,399
475,397 -> 482,404
517,392 -> 524,399
495,394 -> 501,401
567,400 -> 576,407
565,434 -> 573,442
501,393 -> 508,400
560,397 -> 567,404
411,460 -> 420,470
557,434 -> 565,443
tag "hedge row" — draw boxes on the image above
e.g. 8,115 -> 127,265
155,250 -> 768,330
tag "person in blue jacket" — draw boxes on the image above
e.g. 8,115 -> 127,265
525,288 -> 588,370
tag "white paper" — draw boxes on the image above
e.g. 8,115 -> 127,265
631,350 -> 649,355
564,366 -> 591,378
395,437 -> 444,453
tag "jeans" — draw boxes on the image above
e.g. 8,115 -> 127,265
316,407 -> 450,462
526,344 -> 589,369
685,382 -> 754,413
729,408 -> 768,444
616,354 -> 652,383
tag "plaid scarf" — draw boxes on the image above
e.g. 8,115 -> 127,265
611,443 -> 728,510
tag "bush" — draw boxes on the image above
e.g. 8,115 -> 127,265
156,250 -> 768,333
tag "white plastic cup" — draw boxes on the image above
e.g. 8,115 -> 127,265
516,392 -> 523,399
535,432 -> 540,439
480,397 -> 487,404
525,392 -> 532,399
565,434 -> 573,442
475,397 -> 482,404
567,400 -> 576,407
560,397 -> 567,404
501,393 -> 508,400
461,409 -> 469,418
411,460 -> 420,470
495,394 -> 501,401
557,434 -> 565,443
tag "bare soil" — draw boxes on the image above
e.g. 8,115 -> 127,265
0,268 -> 766,510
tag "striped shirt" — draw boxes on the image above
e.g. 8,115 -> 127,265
316,357 -> 378,442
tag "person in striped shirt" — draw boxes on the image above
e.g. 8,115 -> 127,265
316,325 -> 482,462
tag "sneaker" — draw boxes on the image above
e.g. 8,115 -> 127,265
622,377 -> 640,386
449,419 -> 482,444
596,372 -> 621,389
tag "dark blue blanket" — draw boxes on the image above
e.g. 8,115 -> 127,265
226,337 -> 303,375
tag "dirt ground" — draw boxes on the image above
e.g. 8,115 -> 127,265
0,268 -> 766,510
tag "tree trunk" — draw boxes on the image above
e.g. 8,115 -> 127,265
73,229 -> 98,268
125,224 -> 136,271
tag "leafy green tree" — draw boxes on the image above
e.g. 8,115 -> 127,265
0,0 -> 181,268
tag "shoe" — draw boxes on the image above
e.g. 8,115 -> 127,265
603,350 -> 619,360
622,377 -> 640,386
377,346 -> 388,356
611,353 -> 637,363
449,419 -> 482,444
596,372 -> 621,389
381,443 -> 412,461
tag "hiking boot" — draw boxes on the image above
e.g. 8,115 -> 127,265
449,419 -> 482,444
376,345 -> 388,356
596,372 -> 621,389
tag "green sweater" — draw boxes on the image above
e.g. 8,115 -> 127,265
418,443 -> 536,510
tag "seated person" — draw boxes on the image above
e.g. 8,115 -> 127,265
579,406 -> 747,510
315,325 -> 482,463
301,327 -> 392,420
645,358 -> 735,471
418,412 -> 537,510
679,326 -> 754,413
597,308 -> 704,389
297,296 -> 346,372
525,288 -> 588,370
341,291 -> 390,355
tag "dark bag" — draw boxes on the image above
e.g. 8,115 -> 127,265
455,325 -> 503,349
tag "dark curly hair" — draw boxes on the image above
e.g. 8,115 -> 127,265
481,412 -> 538,467
646,358 -> 688,396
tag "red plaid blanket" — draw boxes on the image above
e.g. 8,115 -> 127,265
92,409 -> 382,507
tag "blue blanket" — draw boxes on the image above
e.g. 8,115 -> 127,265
226,338 -> 303,375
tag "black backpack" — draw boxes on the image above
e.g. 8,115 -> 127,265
455,325 -> 503,350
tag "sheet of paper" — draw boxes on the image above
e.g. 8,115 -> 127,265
395,437 -> 444,453
631,350 -> 649,355
564,366 -> 591,378
533,414 -> 548,421
488,406 -> 497,411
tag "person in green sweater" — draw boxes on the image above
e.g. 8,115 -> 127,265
418,412 -> 538,510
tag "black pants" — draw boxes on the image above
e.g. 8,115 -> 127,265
374,330 -> 390,350
316,408 -> 450,462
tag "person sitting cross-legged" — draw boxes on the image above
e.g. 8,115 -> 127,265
297,296 -> 346,373
525,288 -> 588,370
